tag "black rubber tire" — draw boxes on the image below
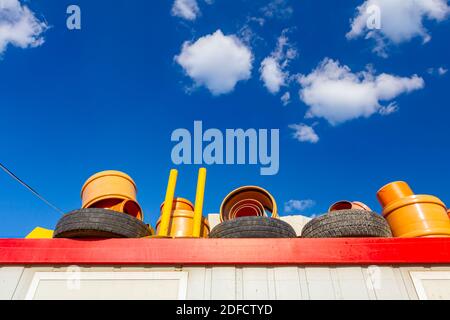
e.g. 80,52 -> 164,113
53,208 -> 151,238
301,209 -> 392,238
209,216 -> 297,238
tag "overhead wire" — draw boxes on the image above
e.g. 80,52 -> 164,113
0,162 -> 64,214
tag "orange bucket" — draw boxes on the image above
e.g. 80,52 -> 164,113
220,186 -> 278,221
156,198 -> 209,238
377,181 -> 450,238
81,170 -> 143,220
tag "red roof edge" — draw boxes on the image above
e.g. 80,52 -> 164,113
1,238 -> 450,266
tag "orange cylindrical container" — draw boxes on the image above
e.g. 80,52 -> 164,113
377,181 -> 413,208
81,170 -> 143,220
220,186 -> 278,221
377,181 -> 450,238
329,201 -> 372,212
156,198 -> 209,238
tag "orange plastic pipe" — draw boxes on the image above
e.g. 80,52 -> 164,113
81,170 -> 143,220
377,181 -> 450,238
328,200 -> 372,212
156,198 -> 210,238
229,199 -> 265,218
377,181 -> 413,208
220,186 -> 278,221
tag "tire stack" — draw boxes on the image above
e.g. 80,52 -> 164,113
53,170 -> 152,239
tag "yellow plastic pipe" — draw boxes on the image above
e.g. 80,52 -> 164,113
158,169 -> 178,237
192,168 -> 207,237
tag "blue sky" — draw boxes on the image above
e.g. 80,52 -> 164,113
1,0 -> 449,237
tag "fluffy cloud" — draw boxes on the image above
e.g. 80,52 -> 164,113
288,123 -> 319,143
260,33 -> 297,94
378,102 -> 399,115
438,67 -> 448,75
175,30 -> 253,95
0,0 -> 48,54
171,0 -> 200,20
298,58 -> 424,125
347,0 -> 450,56
260,57 -> 285,93
261,0 -> 293,20
281,92 -> 290,106
284,199 -> 316,213
428,66 -> 448,76
171,0 -> 214,21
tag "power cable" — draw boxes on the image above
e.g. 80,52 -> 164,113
0,162 -> 64,214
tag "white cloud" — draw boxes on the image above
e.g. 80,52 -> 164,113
284,199 -> 316,213
289,123 -> 319,143
281,92 -> 290,106
0,0 -> 48,54
175,30 -> 253,95
260,33 -> 297,94
347,0 -> 450,55
247,0 -> 293,28
260,57 -> 285,93
438,67 -> 448,75
299,58 -> 424,125
378,102 -> 399,115
261,0 -> 293,20
171,0 -> 214,21
171,0 -> 200,20
427,66 -> 448,76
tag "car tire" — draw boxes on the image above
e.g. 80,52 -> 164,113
53,208 -> 151,238
301,209 -> 392,238
209,216 -> 297,238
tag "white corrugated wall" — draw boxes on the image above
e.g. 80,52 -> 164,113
2,265 -> 450,300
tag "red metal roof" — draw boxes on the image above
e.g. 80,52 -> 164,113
1,238 -> 450,265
